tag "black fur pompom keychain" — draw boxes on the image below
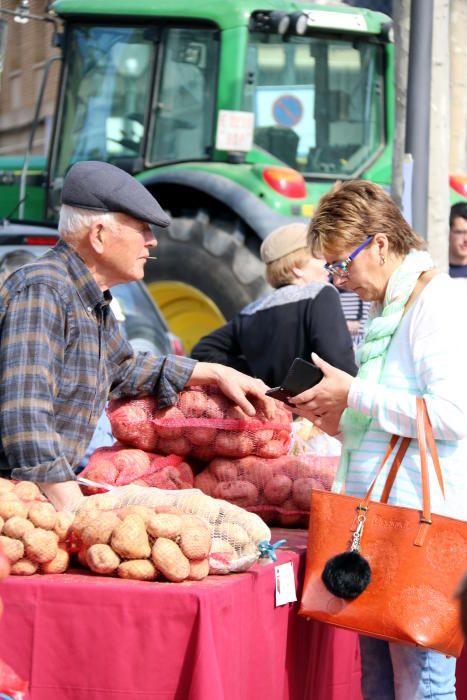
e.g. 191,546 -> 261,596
321,512 -> 372,600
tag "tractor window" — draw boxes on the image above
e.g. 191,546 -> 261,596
52,25 -> 156,181
244,35 -> 384,178
147,27 -> 218,164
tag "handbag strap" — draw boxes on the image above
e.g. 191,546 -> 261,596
358,398 -> 445,547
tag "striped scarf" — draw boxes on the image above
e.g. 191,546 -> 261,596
332,249 -> 435,493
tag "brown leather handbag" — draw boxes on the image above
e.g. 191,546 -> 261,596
299,397 -> 466,657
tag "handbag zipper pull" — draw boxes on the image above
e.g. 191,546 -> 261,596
350,515 -> 366,553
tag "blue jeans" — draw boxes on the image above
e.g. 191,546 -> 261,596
359,636 -> 457,700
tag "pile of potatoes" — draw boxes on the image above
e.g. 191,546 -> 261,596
72,503 -> 214,582
0,479 -> 73,575
194,453 -> 340,527
107,387 -> 292,462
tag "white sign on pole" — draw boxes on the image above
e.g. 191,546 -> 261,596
215,110 -> 254,152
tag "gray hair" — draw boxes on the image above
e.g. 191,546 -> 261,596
58,204 -> 118,242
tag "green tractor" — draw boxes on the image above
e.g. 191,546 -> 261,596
1,1 -> 465,350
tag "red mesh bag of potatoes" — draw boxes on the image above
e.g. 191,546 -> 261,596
194,453 -> 339,527
107,386 -> 292,461
80,444 -> 194,494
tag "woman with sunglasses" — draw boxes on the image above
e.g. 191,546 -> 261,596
290,180 -> 467,700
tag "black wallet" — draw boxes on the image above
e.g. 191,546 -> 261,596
265,357 -> 323,405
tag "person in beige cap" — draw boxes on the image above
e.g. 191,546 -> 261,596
191,222 -> 356,387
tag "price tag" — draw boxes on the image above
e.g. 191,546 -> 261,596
275,561 -> 297,607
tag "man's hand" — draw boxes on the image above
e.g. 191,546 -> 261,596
38,480 -> 86,512
187,362 -> 276,419
287,353 -> 353,434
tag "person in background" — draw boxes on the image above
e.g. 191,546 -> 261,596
336,287 -> 371,350
0,249 -> 36,286
0,161 -> 273,511
191,222 -> 357,388
448,201 -> 467,278
290,180 -> 467,700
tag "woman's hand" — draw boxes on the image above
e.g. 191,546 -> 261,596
188,362 -> 276,419
288,353 -> 354,433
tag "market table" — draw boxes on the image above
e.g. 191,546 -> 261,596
0,528 -> 464,700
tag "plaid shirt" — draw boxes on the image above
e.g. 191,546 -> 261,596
0,240 -> 196,483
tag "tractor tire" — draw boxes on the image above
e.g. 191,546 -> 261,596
144,209 -> 268,321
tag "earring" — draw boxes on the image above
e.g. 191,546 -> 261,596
380,256 -> 386,265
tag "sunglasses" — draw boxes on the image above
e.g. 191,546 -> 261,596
324,235 -> 374,278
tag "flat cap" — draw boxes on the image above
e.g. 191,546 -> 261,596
61,161 -> 170,228
260,223 -> 308,264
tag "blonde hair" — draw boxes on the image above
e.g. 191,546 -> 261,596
308,180 -> 426,258
265,247 -> 311,288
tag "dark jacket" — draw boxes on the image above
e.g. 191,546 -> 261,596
191,281 -> 357,387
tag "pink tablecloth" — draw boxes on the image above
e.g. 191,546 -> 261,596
0,528 -> 464,700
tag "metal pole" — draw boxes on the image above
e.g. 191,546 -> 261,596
405,0 -> 433,238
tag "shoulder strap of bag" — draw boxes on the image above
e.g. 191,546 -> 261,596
358,398 -> 445,547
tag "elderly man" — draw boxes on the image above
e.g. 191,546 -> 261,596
0,161 -> 272,510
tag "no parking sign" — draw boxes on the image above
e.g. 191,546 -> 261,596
272,94 -> 304,128
255,86 -> 316,157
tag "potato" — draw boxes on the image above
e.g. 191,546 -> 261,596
210,459 -> 238,482
146,513 -> 183,540
151,537 -> 190,582
87,544 -> 120,574
111,515 -> 151,559
193,471 -> 218,496
117,505 -> 153,526
71,506 -> 100,536
215,432 -> 254,458
13,481 -> 42,501
188,558 -> 210,580
210,537 -> 235,555
213,480 -> 258,508
0,515 -> 4,534
0,478 -> 14,494
255,440 -> 286,459
23,529 -> 58,564
11,558 -> 38,575
81,511 -> 121,547
254,429 -> 275,445
263,475 -> 293,505
214,523 -> 250,548
203,392 -> 230,418
2,516 -> 35,540
54,511 -> 75,542
178,390 -> 209,418
118,560 -> 158,581
292,477 -> 321,511
179,526 -> 211,560
41,544 -> 70,574
180,514 -> 209,531
27,502 -> 57,530
153,406 -> 185,439
0,497 -> 28,520
159,436 -> 191,456
0,535 -> 24,563
186,427 -> 216,447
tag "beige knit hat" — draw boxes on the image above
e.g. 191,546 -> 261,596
259,223 -> 308,264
